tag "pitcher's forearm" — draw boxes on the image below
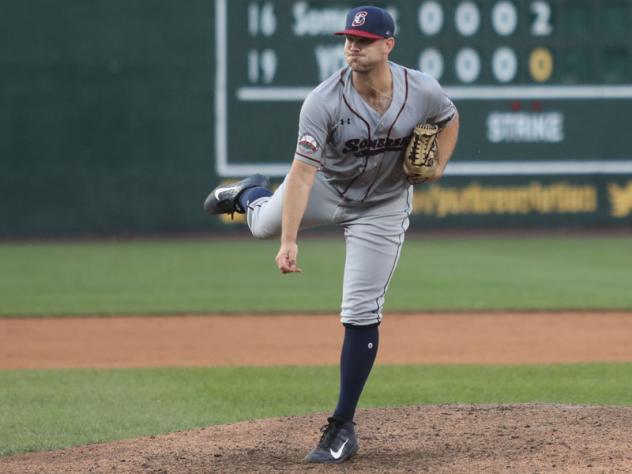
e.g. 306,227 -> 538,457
437,112 -> 460,172
281,160 -> 317,244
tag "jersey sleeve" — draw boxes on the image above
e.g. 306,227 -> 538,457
293,91 -> 330,168
423,75 -> 456,127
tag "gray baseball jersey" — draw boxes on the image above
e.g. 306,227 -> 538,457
294,62 -> 455,203
246,61 -> 456,326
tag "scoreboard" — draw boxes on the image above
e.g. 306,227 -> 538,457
214,0 -> 632,180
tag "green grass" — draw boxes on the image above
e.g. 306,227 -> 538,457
1,236 -> 631,316
1,363 -> 631,456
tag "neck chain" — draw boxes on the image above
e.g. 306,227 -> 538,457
367,83 -> 392,100
355,70 -> 393,101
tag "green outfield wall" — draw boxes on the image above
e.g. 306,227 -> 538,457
2,0 -> 632,237
1,0 -> 215,236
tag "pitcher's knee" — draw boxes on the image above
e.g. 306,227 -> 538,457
249,222 -> 279,239
251,227 -> 274,239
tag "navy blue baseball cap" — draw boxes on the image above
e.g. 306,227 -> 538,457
335,6 -> 395,39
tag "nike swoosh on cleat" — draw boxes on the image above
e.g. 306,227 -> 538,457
214,186 -> 234,200
329,439 -> 349,460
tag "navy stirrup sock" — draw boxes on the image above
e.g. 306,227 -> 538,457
238,187 -> 272,211
333,323 -> 379,422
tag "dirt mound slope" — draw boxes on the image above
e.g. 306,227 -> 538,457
3,404 -> 632,473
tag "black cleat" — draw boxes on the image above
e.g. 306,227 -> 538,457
203,174 -> 270,215
304,417 -> 358,464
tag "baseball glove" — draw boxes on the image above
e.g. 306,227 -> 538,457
402,123 -> 440,184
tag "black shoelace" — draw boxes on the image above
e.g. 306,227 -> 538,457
317,418 -> 343,448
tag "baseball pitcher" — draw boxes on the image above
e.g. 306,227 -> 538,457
204,5 -> 459,464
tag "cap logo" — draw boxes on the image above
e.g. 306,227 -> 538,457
352,11 -> 368,27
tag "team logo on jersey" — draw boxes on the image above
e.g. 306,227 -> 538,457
298,134 -> 318,155
342,135 -> 413,157
352,11 -> 368,27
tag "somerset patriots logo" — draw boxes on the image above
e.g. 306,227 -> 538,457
298,135 -> 318,155
352,11 -> 368,26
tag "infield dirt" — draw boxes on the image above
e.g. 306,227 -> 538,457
2,312 -> 632,473
2,312 -> 632,368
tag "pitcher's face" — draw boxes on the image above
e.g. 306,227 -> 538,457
344,35 -> 394,72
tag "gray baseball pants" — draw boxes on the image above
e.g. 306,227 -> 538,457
246,173 -> 412,326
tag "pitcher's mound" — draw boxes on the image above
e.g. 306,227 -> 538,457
3,404 -> 632,473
